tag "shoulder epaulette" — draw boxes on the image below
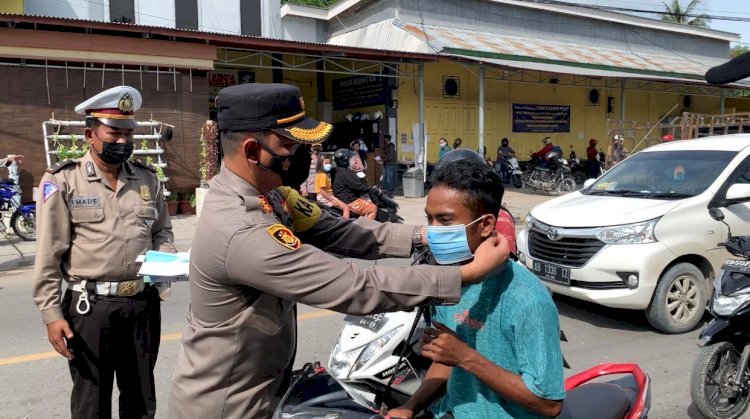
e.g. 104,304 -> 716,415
46,159 -> 77,174
130,159 -> 157,174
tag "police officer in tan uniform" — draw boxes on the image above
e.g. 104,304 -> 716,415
32,86 -> 176,418
168,83 -> 508,418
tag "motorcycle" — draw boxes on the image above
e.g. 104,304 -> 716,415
325,186 -> 403,224
567,152 -> 588,185
521,151 -> 577,195
494,155 -> 523,188
0,179 -> 35,241
690,207 -> 750,419
276,250 -> 652,419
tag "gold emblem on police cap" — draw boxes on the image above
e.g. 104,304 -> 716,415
299,97 -> 305,111
140,185 -> 151,201
118,93 -> 135,114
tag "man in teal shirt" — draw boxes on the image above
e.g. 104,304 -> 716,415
389,155 -> 564,418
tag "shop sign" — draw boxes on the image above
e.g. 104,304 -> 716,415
333,75 -> 387,110
512,104 -> 570,133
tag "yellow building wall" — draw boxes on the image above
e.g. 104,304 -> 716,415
0,0 -> 23,14
396,60 -> 727,164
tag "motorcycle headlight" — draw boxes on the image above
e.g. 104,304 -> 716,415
594,219 -> 658,244
713,292 -> 750,316
352,326 -> 402,373
328,343 -> 364,379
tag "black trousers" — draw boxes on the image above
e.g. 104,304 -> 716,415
62,287 -> 161,419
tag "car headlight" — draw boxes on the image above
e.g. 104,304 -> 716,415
594,219 -> 658,244
328,343 -> 363,379
713,292 -> 750,316
352,326 -> 402,373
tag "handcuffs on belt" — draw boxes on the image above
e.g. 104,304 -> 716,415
76,280 -> 91,315
75,279 -> 145,315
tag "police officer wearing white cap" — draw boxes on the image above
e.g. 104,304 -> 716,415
32,85 -> 176,418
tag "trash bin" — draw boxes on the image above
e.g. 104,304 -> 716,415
402,167 -> 424,198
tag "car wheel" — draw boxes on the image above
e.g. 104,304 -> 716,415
646,262 -> 707,334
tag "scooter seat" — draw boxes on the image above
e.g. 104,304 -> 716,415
557,382 -> 631,419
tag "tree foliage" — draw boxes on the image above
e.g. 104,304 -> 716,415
731,44 -> 750,58
661,0 -> 711,28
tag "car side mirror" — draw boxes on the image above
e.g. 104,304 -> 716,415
709,207 -> 725,222
725,183 -> 750,203
583,179 -> 596,189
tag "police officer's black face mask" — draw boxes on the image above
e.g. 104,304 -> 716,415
256,141 -> 311,187
93,133 -> 134,165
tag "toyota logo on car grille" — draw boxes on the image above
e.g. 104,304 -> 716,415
547,228 -> 561,241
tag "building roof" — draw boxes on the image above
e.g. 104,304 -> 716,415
403,23 -> 725,81
0,13 -> 439,62
283,0 -> 740,42
326,18 -> 750,86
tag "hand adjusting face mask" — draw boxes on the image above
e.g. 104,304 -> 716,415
425,215 -> 487,265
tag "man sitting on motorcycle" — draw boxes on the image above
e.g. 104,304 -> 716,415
332,148 -> 377,220
388,159 -> 564,419
530,136 -> 554,166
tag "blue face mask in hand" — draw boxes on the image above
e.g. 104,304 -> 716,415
426,216 -> 486,265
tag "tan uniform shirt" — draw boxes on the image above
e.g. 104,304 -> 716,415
168,168 -> 461,419
32,152 -> 175,324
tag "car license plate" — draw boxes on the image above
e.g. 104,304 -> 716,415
532,260 -> 571,286
344,313 -> 386,332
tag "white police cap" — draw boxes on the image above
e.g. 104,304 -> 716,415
75,85 -> 142,129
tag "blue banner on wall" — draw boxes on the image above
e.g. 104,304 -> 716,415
512,104 -> 570,133
333,75 -> 387,110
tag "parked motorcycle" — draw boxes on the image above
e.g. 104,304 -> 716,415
567,152 -> 588,185
521,151 -> 577,195
0,179 -> 35,241
690,207 -> 750,419
494,155 -> 523,188
276,251 -> 652,419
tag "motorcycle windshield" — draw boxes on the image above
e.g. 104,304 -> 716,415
720,270 -> 750,295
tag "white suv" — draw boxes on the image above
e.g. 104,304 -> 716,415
517,135 -> 750,334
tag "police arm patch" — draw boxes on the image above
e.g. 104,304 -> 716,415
42,181 -> 60,202
267,224 -> 301,250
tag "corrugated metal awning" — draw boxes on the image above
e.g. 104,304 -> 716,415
328,19 -> 434,54
327,19 -> 747,86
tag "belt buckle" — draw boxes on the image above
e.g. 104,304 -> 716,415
116,280 -> 141,297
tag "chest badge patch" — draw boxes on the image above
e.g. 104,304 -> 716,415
267,224 -> 301,250
258,195 -> 272,214
42,181 -> 60,202
69,196 -> 101,208
140,185 -> 151,201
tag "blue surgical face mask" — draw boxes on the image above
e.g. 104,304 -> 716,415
425,216 -> 486,265
323,164 -> 332,172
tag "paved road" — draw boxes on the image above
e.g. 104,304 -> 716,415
0,191 -> 735,418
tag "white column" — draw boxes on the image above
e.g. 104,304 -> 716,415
479,66 -> 485,155
419,63 -> 426,182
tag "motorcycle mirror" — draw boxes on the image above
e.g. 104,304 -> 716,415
709,207 -> 725,222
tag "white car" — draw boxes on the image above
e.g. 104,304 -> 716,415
517,135 -> 750,334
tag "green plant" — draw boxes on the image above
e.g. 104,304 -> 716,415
140,139 -> 166,181
199,121 -> 219,187
165,192 -> 179,202
189,193 -> 197,208
53,132 -> 89,160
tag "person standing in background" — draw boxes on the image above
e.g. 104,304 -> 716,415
382,134 -> 397,197
300,146 -> 320,202
438,138 -> 449,159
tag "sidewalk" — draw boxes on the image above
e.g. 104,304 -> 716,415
0,188 -> 557,272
